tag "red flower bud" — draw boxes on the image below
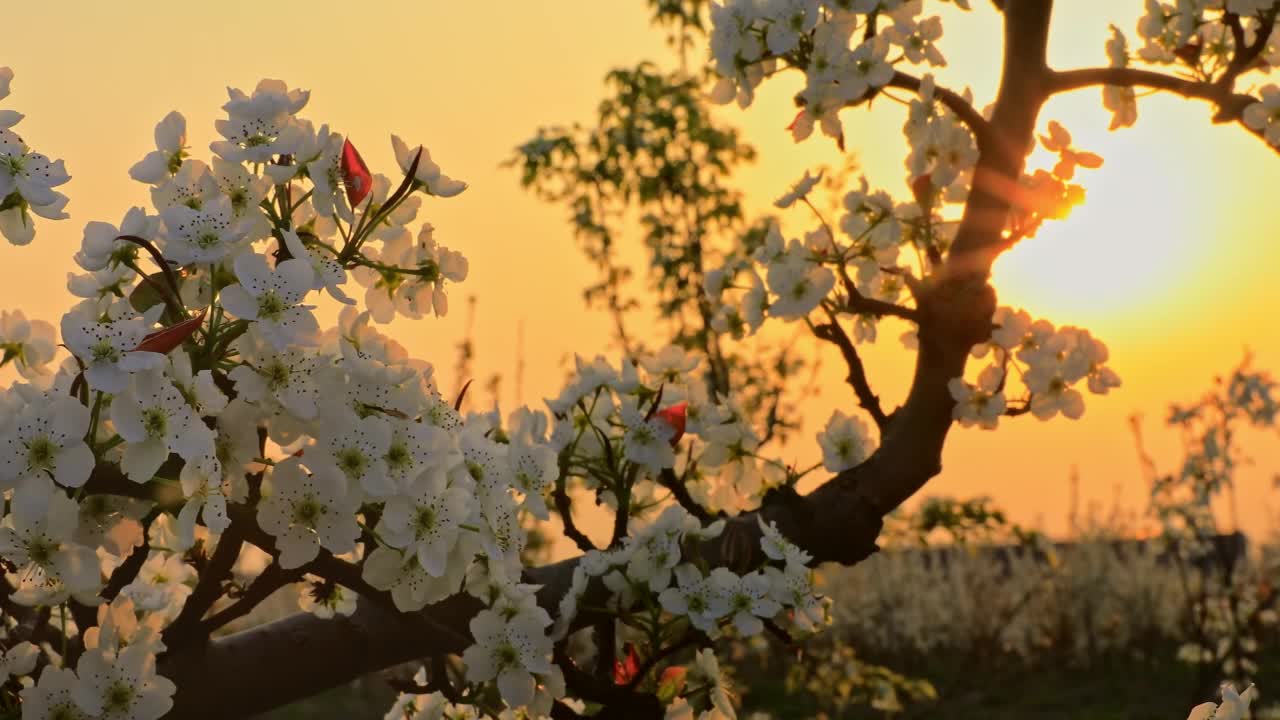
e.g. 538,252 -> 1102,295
657,666 -> 687,701
613,643 -> 640,685
341,139 -> 373,208
654,402 -> 688,446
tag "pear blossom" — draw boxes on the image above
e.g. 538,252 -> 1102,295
506,422 -> 556,519
391,135 -> 468,197
383,418 -> 460,491
160,353 -> 223,416
478,483 -> 526,569
0,640 -> 38,679
765,244 -> 835,320
257,458 -> 361,569
21,667 -> 93,720
210,79 -> 310,165
0,308 -> 57,378
363,544 -> 469,612
72,645 -> 175,720
660,564 -> 731,634
816,409 -> 876,472
641,345 -> 701,385
302,125 -> 355,221
948,365 -> 1007,430
219,252 -> 318,350
763,0 -> 818,55
765,564 -> 827,632
110,370 -> 214,482
1024,362 -> 1086,420
461,606 -> 555,709
362,223 -> 469,321
457,423 -> 512,490
1186,684 -> 1259,720
60,300 -> 165,393
84,595 -> 166,659
280,228 -> 355,305
228,338 -> 321,419
150,158 -> 217,212
844,37 -> 895,101
68,264 -> 138,301
773,169 -> 823,209
0,478 -> 100,598
0,393 -> 93,489
624,506 -> 707,592
296,574 -> 358,619
0,122 -> 72,244
312,410 -> 393,496
175,454 -> 231,551
711,567 -> 782,636
885,15 -> 947,66
758,516 -> 813,567
129,111 -> 187,184
210,156 -> 272,238
1243,84 -> 1280,147
160,195 -> 248,265
620,403 -> 677,473
122,551 -> 196,615
378,470 -> 471,575
1038,121 -> 1103,181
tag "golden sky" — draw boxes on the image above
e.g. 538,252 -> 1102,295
3,1 -> 1278,538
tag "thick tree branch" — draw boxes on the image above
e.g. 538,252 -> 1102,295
947,0 -> 1055,276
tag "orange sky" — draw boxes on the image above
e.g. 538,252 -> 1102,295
2,1 -> 1278,539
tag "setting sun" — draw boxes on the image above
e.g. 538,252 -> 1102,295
993,120 -> 1206,319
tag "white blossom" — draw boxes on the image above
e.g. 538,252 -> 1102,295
257,458 -> 361,569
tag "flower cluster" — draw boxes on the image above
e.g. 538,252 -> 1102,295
708,0 -> 955,147
0,72 -> 841,719
949,306 -> 1121,429
0,76 -> 493,718
547,350 -> 786,516
0,67 -> 70,245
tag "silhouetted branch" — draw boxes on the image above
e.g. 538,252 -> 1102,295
657,467 -> 715,524
1048,66 -> 1279,153
812,309 -> 890,430
886,71 -> 990,143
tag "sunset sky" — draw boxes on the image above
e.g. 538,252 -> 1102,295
3,1 -> 1278,539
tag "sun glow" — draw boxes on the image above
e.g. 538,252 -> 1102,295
991,121 -> 1206,326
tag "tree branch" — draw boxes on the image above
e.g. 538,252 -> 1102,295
1047,66 -> 1277,153
198,563 -> 301,636
555,459 -> 599,554
811,310 -> 890,430
657,467 -> 716,525
886,71 -> 990,143
161,518 -> 246,650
